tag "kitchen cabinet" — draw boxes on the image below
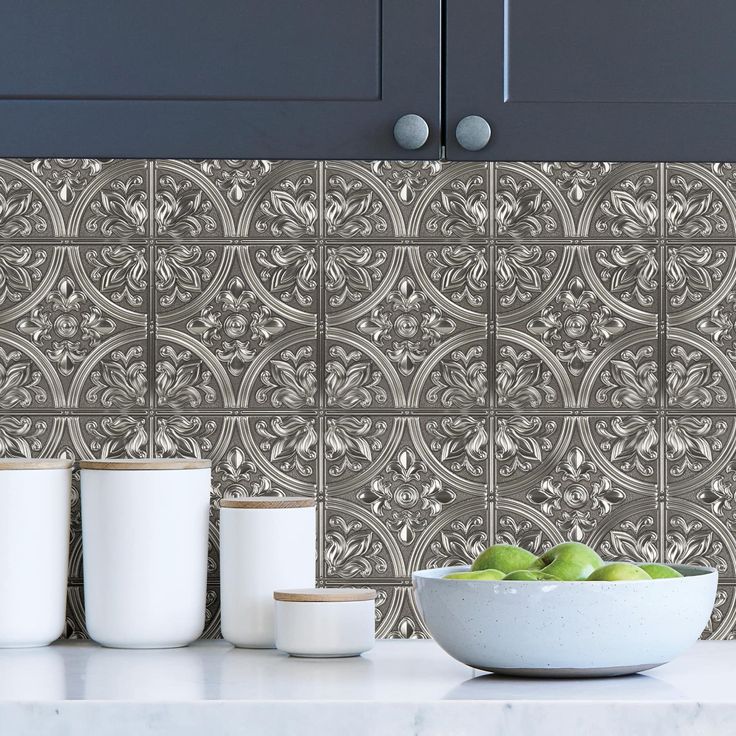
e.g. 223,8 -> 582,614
446,0 -> 736,161
3,0 -> 736,161
0,0 -> 441,159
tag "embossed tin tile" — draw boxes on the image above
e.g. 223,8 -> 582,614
4,158 -> 736,640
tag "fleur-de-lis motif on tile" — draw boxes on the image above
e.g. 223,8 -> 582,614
17,276 -> 116,376
0,176 -> 47,237
156,243 -> 216,307
666,175 -> 727,237
527,447 -> 626,542
599,516 -> 658,562
496,345 -> 556,409
496,175 -> 556,237
255,175 -> 317,237
539,162 -> 613,206
155,415 -> 216,458
495,515 -> 550,555
325,175 -> 387,237
666,345 -> 726,409
85,175 -> 147,236
256,244 -> 317,308
30,158 -> 105,205
595,175 -> 658,237
212,447 -> 258,498
697,478 -> 736,523
86,346 -> 147,409
325,416 -> 386,476
596,346 -> 658,409
427,416 -> 487,477
596,416 -> 659,478
426,175 -> 488,236
194,160 -> 271,206
186,275 -> 286,376
0,416 -> 45,456
357,447 -> 456,545
325,515 -> 388,578
426,245 -> 487,307
357,276 -> 455,376
425,516 -> 487,568
0,348 -> 45,409
496,243 -> 557,307
325,345 -> 386,409
87,244 -> 148,307
495,416 -> 556,476
256,416 -> 317,477
596,244 -> 658,307
697,292 -> 736,359
666,245 -> 726,307
666,515 -> 727,572
325,245 -> 387,307
527,276 -> 626,376
666,416 -> 727,477
387,616 -> 428,640
155,175 -> 216,237
155,345 -> 215,409
255,346 -> 316,409
370,160 -> 442,205
87,415 -> 148,458
426,346 -> 487,409
0,245 -> 46,305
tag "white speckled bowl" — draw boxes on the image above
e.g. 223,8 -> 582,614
412,564 -> 717,677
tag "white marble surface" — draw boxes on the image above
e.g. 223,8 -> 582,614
0,640 -> 734,735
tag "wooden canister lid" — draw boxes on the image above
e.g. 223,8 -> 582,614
79,458 -> 211,471
220,497 -> 315,510
0,458 -> 74,470
274,588 -> 376,603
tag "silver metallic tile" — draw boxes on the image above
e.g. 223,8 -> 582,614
3,158 -> 736,640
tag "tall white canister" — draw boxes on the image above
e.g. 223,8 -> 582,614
0,458 -> 72,648
80,459 -> 211,648
220,497 -> 315,648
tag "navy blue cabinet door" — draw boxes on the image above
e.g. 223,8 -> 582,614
447,0 -> 736,161
0,0 -> 440,159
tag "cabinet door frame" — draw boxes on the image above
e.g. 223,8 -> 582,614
0,0 -> 441,160
446,0 -> 736,161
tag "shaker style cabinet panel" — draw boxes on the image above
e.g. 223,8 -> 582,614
0,0 -> 441,159
446,0 -> 736,160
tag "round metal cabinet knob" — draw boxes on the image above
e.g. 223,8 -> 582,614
393,114 -> 430,151
455,115 -> 492,151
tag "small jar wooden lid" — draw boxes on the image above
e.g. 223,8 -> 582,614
79,458 -> 211,471
221,497 -> 315,510
0,458 -> 74,470
274,588 -> 376,603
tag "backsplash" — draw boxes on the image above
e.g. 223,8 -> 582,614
1,159 -> 736,639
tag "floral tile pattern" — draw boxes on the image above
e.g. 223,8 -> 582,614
3,159 -> 736,640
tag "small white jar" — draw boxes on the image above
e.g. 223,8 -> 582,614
274,588 -> 376,658
220,497 -> 315,648
0,458 -> 72,648
80,458 -> 211,649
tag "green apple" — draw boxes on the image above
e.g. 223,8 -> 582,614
534,542 -> 603,581
502,570 -> 560,581
471,544 -> 538,574
638,563 -> 683,579
444,569 -> 505,581
586,562 -> 652,581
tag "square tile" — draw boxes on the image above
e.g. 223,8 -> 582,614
326,244 -> 487,410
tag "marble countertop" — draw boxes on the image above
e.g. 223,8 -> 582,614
1,640 -> 734,735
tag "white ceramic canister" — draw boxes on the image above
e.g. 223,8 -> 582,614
0,458 -> 72,648
80,459 -> 211,648
274,588 -> 376,657
220,497 -> 315,648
